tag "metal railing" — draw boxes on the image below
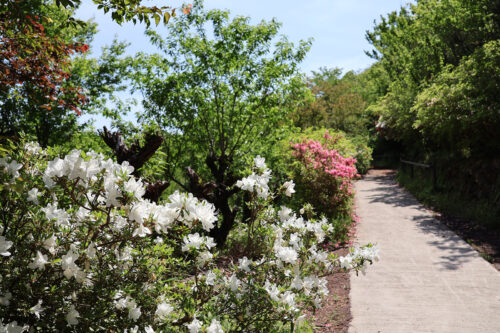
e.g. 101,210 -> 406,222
400,158 -> 437,189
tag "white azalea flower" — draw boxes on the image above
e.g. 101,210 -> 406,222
27,188 -> 40,204
66,305 -> 80,326
128,305 -> 141,321
132,222 -> 151,238
205,271 -> 217,286
24,142 -> 41,154
124,178 -> 146,199
42,235 -> 57,254
206,319 -> 224,333
30,299 -> 44,319
186,317 -> 202,333
238,257 -> 251,272
129,201 -> 150,223
193,202 -> 217,231
274,246 -> 298,264
61,249 -> 83,281
282,180 -> 295,197
205,237 -> 216,249
6,159 -> 22,179
264,281 -> 280,301
155,302 -> 173,322
182,233 -> 205,252
196,251 -> 213,266
0,235 -> 13,256
112,214 -> 128,231
278,206 -> 293,221
254,155 -> 266,169
28,251 -> 49,270
225,274 -> 241,292
280,291 -> 296,308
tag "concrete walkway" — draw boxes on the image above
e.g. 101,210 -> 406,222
349,170 -> 500,333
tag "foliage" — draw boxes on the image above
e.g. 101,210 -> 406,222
0,142 -> 377,332
71,39 -> 134,123
397,167 -> 499,229
365,0 -> 500,218
291,66 -> 389,139
0,2 -> 134,147
0,12 -> 89,117
366,0 -> 499,84
411,40 -> 500,158
366,0 -> 499,147
130,0 -> 311,246
1,0 -> 177,28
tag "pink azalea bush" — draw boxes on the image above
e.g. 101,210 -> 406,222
290,131 -> 359,242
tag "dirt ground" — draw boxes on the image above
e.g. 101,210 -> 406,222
309,248 -> 351,332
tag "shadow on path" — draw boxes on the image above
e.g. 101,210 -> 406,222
412,215 -> 478,271
362,171 -> 426,210
361,170 -> 482,271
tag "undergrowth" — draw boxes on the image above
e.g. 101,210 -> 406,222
396,168 -> 499,230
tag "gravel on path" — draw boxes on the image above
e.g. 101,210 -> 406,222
349,170 -> 500,333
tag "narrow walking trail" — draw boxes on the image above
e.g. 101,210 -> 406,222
349,170 -> 500,333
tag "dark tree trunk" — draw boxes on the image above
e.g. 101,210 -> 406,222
99,127 -> 169,203
185,153 -> 239,247
100,127 -> 240,247
99,126 -> 164,177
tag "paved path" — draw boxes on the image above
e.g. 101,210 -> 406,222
349,170 -> 500,333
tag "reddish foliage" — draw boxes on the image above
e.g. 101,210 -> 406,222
182,4 -> 193,14
0,15 -> 88,114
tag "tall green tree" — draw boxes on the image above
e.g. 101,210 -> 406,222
131,0 -> 310,245
365,0 -> 500,215
365,0 -> 500,147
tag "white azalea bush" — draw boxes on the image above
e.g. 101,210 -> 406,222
0,142 -> 378,332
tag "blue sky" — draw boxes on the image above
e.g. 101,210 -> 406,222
76,0 -> 409,74
75,0 -> 408,126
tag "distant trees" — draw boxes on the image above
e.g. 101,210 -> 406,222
290,65 -> 387,137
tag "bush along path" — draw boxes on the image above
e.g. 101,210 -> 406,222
350,170 -> 500,333
0,141 -> 378,332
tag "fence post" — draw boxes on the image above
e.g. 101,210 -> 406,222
432,164 -> 437,190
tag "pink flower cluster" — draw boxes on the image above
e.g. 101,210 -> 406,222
290,132 -> 360,220
291,139 -> 358,181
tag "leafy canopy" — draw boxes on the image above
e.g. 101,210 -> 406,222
132,0 -> 311,179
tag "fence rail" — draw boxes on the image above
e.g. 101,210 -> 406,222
399,158 -> 431,168
400,158 -> 437,189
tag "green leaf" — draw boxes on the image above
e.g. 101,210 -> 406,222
163,12 -> 171,24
